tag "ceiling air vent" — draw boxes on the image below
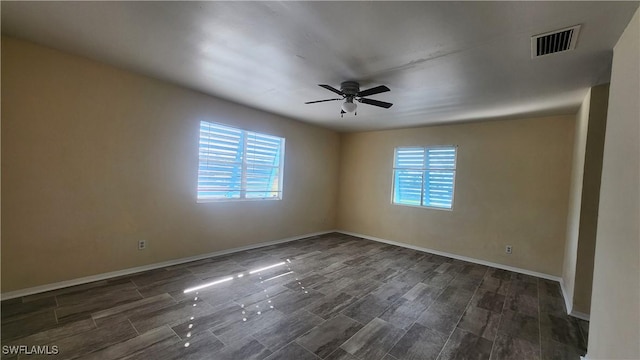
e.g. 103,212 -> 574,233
531,25 -> 581,58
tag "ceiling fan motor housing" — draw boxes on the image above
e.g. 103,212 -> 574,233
340,81 -> 360,97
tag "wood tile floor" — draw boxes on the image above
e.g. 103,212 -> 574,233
1,233 -> 588,360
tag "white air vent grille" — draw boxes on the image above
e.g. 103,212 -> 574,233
531,25 -> 581,58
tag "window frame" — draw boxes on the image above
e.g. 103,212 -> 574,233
196,121 -> 285,203
391,145 -> 458,211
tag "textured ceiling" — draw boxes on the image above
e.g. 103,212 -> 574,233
2,1 -> 638,131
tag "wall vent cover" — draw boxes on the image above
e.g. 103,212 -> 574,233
531,25 -> 581,58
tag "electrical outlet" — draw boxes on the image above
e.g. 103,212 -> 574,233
505,245 -> 512,254
138,240 -> 146,250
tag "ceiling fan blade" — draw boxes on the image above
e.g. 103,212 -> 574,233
357,85 -> 390,97
359,98 -> 393,109
318,84 -> 344,96
305,98 -> 342,104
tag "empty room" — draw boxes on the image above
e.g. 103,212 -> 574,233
1,2 -> 638,360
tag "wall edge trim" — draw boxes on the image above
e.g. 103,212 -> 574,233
1,230 -> 337,300
560,278 -> 575,315
336,230 -> 562,281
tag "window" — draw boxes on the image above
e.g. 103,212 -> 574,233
197,121 -> 285,202
392,146 -> 457,209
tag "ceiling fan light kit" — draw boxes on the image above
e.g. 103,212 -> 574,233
305,81 -> 393,117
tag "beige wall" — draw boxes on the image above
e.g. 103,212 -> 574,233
588,8 -> 640,359
337,115 -> 575,276
1,37 -> 340,292
562,84 -> 609,316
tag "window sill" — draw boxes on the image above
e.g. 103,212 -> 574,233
391,202 -> 453,211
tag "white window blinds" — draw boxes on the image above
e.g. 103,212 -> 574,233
393,146 -> 457,209
197,121 -> 285,201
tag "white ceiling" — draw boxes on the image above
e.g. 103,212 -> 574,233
2,1 -> 638,131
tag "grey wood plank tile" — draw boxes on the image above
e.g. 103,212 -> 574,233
540,338 -> 585,360
2,318 -> 95,348
343,255 -> 372,266
388,270 -> 427,288
341,294 -> 392,324
434,286 -> 475,310
0,235 -> 589,360
457,306 -> 501,341
28,320 -> 138,360
402,283 -> 442,308
486,269 -> 513,281
539,293 -> 567,316
235,284 -> 291,308
212,308 -> 285,344
370,281 -> 414,303
504,292 -> 538,317
538,279 -> 563,299
121,329 -> 224,360
186,259 -> 247,280
539,313 -> 586,352
576,318 -> 589,345
1,296 -> 57,321
265,342 -> 318,360
296,314 -> 362,358
379,298 -> 429,330
137,272 -> 204,299
56,281 -> 137,306
508,280 -> 538,298
235,254 -> 286,269
511,273 -> 538,284
268,288 -> 325,315
389,323 -> 448,360
312,262 -> 351,279
55,286 -> 143,323
370,268 -> 403,283
283,273 -> 329,290
20,278 -> 130,303
81,326 -> 179,360
498,310 -> 540,345
305,292 -> 358,320
490,333 -> 541,360
170,301 -> 243,339
128,268 -> 193,288
437,328 -> 493,360
421,272 -> 455,289
1,310 -> 58,341
458,264 -> 488,280
324,348 -> 359,360
479,276 -> 511,295
92,293 -> 176,327
415,301 -> 464,336
409,259 -> 440,274
469,289 -> 506,313
341,277 -> 383,298
448,275 -> 483,292
189,277 -> 265,305
340,317 -> 405,360
210,335 -> 271,360
252,310 -> 323,352
312,276 -> 358,296
129,297 -> 215,334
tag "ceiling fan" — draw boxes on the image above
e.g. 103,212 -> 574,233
305,81 -> 393,116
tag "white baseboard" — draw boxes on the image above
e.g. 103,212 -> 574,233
560,278 -> 574,314
1,230 -> 337,301
336,230 -> 562,282
559,279 -> 591,321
